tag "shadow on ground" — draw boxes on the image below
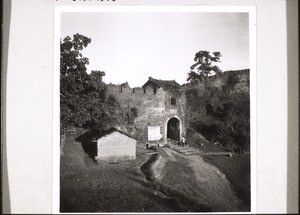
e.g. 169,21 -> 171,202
128,176 -> 213,212
75,129 -> 100,158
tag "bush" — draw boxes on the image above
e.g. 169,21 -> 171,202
186,75 -> 250,152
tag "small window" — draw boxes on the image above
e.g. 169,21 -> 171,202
171,98 -> 176,105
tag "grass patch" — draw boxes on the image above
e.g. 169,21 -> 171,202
159,154 -> 213,212
203,154 -> 250,206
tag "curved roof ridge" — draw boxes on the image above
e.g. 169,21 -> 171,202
143,77 -> 180,89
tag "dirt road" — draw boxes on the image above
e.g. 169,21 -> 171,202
143,147 -> 249,212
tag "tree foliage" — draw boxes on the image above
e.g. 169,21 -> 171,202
215,102 -> 250,150
187,50 -> 222,82
60,34 -> 121,130
186,82 -> 250,151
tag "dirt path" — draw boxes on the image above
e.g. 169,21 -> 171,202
146,147 -> 248,212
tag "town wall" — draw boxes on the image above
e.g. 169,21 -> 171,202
106,83 -> 185,142
182,69 -> 249,92
106,69 -> 249,143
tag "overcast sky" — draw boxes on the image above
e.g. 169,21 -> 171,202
61,12 -> 249,87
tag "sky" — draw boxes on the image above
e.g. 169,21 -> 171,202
61,12 -> 249,87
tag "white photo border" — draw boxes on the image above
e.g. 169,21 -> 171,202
53,5 -> 257,214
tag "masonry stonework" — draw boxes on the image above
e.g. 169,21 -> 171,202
106,70 -> 249,143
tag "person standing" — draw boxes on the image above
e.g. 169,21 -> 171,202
180,136 -> 186,146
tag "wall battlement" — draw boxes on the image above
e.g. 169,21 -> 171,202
106,84 -> 166,97
182,69 -> 250,90
107,69 -> 250,97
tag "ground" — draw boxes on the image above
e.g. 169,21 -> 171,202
60,129 -> 250,212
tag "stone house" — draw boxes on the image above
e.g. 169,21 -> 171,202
93,128 -> 136,161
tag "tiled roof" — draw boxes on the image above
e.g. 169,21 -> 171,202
75,128 -> 136,143
94,128 -> 136,140
142,77 -> 180,89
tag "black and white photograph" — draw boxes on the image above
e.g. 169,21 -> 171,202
4,1 -> 299,214
57,6 -> 255,213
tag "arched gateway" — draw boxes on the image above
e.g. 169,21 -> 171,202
167,117 -> 180,141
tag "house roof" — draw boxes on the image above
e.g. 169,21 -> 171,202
93,128 -> 136,141
142,77 -> 180,90
75,128 -> 136,144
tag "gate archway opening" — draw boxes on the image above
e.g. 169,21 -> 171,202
167,117 -> 180,141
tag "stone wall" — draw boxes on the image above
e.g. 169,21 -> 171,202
106,84 -> 185,142
106,69 -> 249,143
182,69 -> 250,93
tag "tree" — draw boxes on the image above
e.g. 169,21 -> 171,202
89,70 -> 106,91
187,50 -> 222,82
60,34 -> 92,129
60,34 -> 121,131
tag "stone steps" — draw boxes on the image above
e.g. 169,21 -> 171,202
168,144 -> 203,156
167,143 -> 235,157
165,141 -> 240,157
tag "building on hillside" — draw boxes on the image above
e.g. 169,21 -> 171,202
106,77 -> 187,144
106,70 -> 249,144
141,77 -> 186,142
93,128 -> 136,161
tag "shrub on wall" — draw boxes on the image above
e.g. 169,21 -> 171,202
186,71 -> 250,152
